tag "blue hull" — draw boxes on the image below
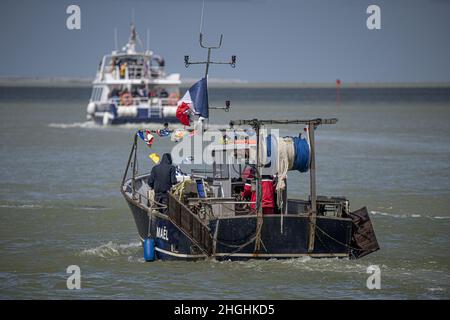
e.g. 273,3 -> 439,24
126,200 -> 354,261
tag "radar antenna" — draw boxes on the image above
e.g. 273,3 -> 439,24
184,0 -> 237,111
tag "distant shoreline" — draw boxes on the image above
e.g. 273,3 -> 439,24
0,77 -> 449,89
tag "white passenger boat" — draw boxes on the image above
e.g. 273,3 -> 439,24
86,24 -> 181,125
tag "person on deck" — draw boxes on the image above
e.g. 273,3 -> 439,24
258,175 -> 276,215
241,173 -> 276,215
119,62 -> 127,79
240,166 -> 255,202
159,88 -> 169,98
148,153 -> 177,214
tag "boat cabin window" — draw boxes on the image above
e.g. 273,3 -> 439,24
104,55 -> 150,80
90,87 -> 103,102
213,162 -> 230,180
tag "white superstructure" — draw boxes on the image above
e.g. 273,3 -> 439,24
86,24 -> 181,125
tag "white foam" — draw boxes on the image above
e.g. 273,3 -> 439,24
80,241 -> 141,258
370,210 -> 450,220
73,205 -> 108,211
212,255 -> 373,275
48,121 -> 99,129
370,210 -> 406,218
48,121 -> 246,132
48,121 -> 186,131
0,203 -> 108,211
0,204 -> 46,209
127,256 -> 145,263
370,210 -> 421,219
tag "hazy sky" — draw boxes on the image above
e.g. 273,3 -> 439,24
1,0 -> 449,83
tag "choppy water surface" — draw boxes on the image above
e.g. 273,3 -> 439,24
0,86 -> 449,299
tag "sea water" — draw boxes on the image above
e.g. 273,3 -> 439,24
0,86 -> 449,299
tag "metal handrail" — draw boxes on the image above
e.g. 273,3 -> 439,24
104,97 -> 177,107
103,64 -> 168,80
133,190 -> 167,210
187,198 -> 256,205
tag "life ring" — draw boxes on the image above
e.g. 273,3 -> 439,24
120,92 -> 133,106
168,92 -> 179,105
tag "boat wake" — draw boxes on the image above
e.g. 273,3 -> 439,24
48,121 -> 99,129
0,202 -> 109,212
48,121 -> 187,131
370,210 -> 421,219
0,203 -> 46,209
212,256 -> 380,274
370,210 -> 449,220
80,241 -> 141,258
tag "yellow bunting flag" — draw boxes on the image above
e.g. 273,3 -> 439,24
149,153 -> 160,164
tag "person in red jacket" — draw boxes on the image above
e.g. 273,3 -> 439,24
240,170 -> 276,215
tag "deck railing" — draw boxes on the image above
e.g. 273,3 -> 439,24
101,97 -> 176,107
167,193 -> 213,255
101,65 -> 165,81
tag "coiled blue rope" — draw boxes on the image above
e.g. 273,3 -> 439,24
292,137 -> 310,172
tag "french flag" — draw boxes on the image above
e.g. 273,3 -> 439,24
176,78 -> 209,125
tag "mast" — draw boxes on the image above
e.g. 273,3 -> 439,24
127,23 -> 137,54
184,34 -> 236,80
307,122 -> 317,253
184,0 -> 236,121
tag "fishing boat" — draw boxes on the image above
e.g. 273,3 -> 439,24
86,24 -> 181,125
120,30 -> 379,261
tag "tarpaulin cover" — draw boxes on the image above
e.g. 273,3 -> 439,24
348,207 -> 380,259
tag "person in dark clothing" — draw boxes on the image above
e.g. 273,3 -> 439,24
148,153 -> 177,214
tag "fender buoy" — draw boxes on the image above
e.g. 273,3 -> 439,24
120,92 -> 133,106
143,238 -> 155,262
102,112 -> 113,125
168,92 -> 179,105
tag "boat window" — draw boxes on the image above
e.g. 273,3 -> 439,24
90,88 -> 96,101
97,88 -> 103,101
213,151 -> 230,180
91,87 -> 104,102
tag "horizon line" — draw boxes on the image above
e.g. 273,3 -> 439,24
0,76 -> 449,88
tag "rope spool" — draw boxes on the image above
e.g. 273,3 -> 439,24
276,137 -> 295,191
262,133 -> 310,191
291,137 -> 310,172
